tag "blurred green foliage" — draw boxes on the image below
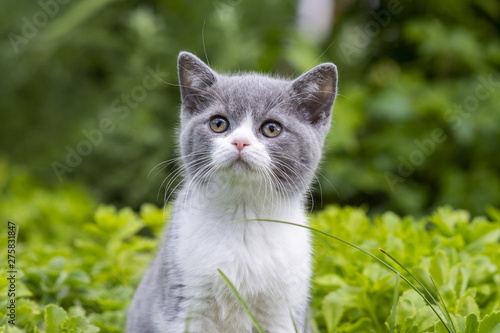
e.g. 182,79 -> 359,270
0,163 -> 164,332
0,164 -> 498,332
1,1 -> 500,213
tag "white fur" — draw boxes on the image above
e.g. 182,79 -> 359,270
158,119 -> 312,332
174,196 -> 311,332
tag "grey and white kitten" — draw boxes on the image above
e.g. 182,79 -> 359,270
126,52 -> 337,333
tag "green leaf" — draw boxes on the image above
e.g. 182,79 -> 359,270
61,316 -> 99,333
395,290 -> 438,332
430,250 -> 450,286
435,314 -> 465,333
45,304 -> 68,333
322,289 -> 353,332
464,313 -> 479,333
0,325 -> 25,333
140,203 -> 167,232
478,312 -> 500,333
314,274 -> 348,288
337,317 -> 373,333
486,206 -> 500,222
458,296 -> 480,319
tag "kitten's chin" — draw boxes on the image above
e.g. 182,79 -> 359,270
220,155 -> 260,174
230,157 -> 253,171
217,159 -> 264,185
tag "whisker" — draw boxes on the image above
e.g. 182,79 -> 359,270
155,150 -> 211,203
270,151 -> 341,201
162,156 -> 212,202
158,159 -> 205,200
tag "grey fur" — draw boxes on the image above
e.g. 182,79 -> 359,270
126,52 -> 337,333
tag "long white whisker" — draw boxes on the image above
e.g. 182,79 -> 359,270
163,157 -> 212,200
271,151 -> 340,201
160,157 -> 210,201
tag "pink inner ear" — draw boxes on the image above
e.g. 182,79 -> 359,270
317,77 -> 336,103
180,70 -> 194,87
319,79 -> 335,94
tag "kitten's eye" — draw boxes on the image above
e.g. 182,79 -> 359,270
261,122 -> 282,138
210,116 -> 229,133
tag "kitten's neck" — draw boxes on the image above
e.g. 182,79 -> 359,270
177,173 -> 306,224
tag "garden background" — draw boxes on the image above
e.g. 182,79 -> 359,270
0,0 -> 499,332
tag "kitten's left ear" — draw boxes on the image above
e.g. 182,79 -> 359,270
290,63 -> 338,125
178,51 -> 218,112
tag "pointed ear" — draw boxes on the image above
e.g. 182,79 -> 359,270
290,63 -> 338,125
178,51 -> 217,111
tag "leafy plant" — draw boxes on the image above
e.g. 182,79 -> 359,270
310,206 -> 500,332
0,167 -> 498,332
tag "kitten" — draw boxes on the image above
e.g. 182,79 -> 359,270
126,52 -> 337,333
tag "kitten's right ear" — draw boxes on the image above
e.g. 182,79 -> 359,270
178,52 -> 217,112
290,63 -> 338,126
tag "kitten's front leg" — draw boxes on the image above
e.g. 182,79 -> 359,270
171,302 -> 224,333
255,313 -> 298,333
261,322 -> 296,333
182,318 -> 220,333
158,316 -> 219,333
256,321 -> 311,333
253,298 -> 311,333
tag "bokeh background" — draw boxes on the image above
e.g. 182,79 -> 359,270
2,0 -> 500,216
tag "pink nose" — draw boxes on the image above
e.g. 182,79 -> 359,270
232,138 -> 250,152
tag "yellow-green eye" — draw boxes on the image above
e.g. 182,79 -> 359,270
261,122 -> 282,138
210,116 -> 229,133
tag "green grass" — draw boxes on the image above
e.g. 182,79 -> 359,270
0,168 -> 499,332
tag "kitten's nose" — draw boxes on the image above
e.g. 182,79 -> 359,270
232,138 -> 250,152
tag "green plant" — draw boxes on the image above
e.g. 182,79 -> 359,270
227,208 -> 500,333
310,206 -> 500,332
0,166 -> 498,331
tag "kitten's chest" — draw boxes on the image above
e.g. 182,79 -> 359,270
175,199 -> 311,297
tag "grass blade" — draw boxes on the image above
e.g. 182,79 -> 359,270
389,274 -> 400,333
218,269 -> 265,333
290,309 -> 299,333
430,275 -> 457,333
379,249 -> 455,333
303,316 -> 310,333
235,218 -> 454,333
183,306 -> 193,333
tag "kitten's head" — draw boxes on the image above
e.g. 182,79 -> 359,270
177,52 -> 337,201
